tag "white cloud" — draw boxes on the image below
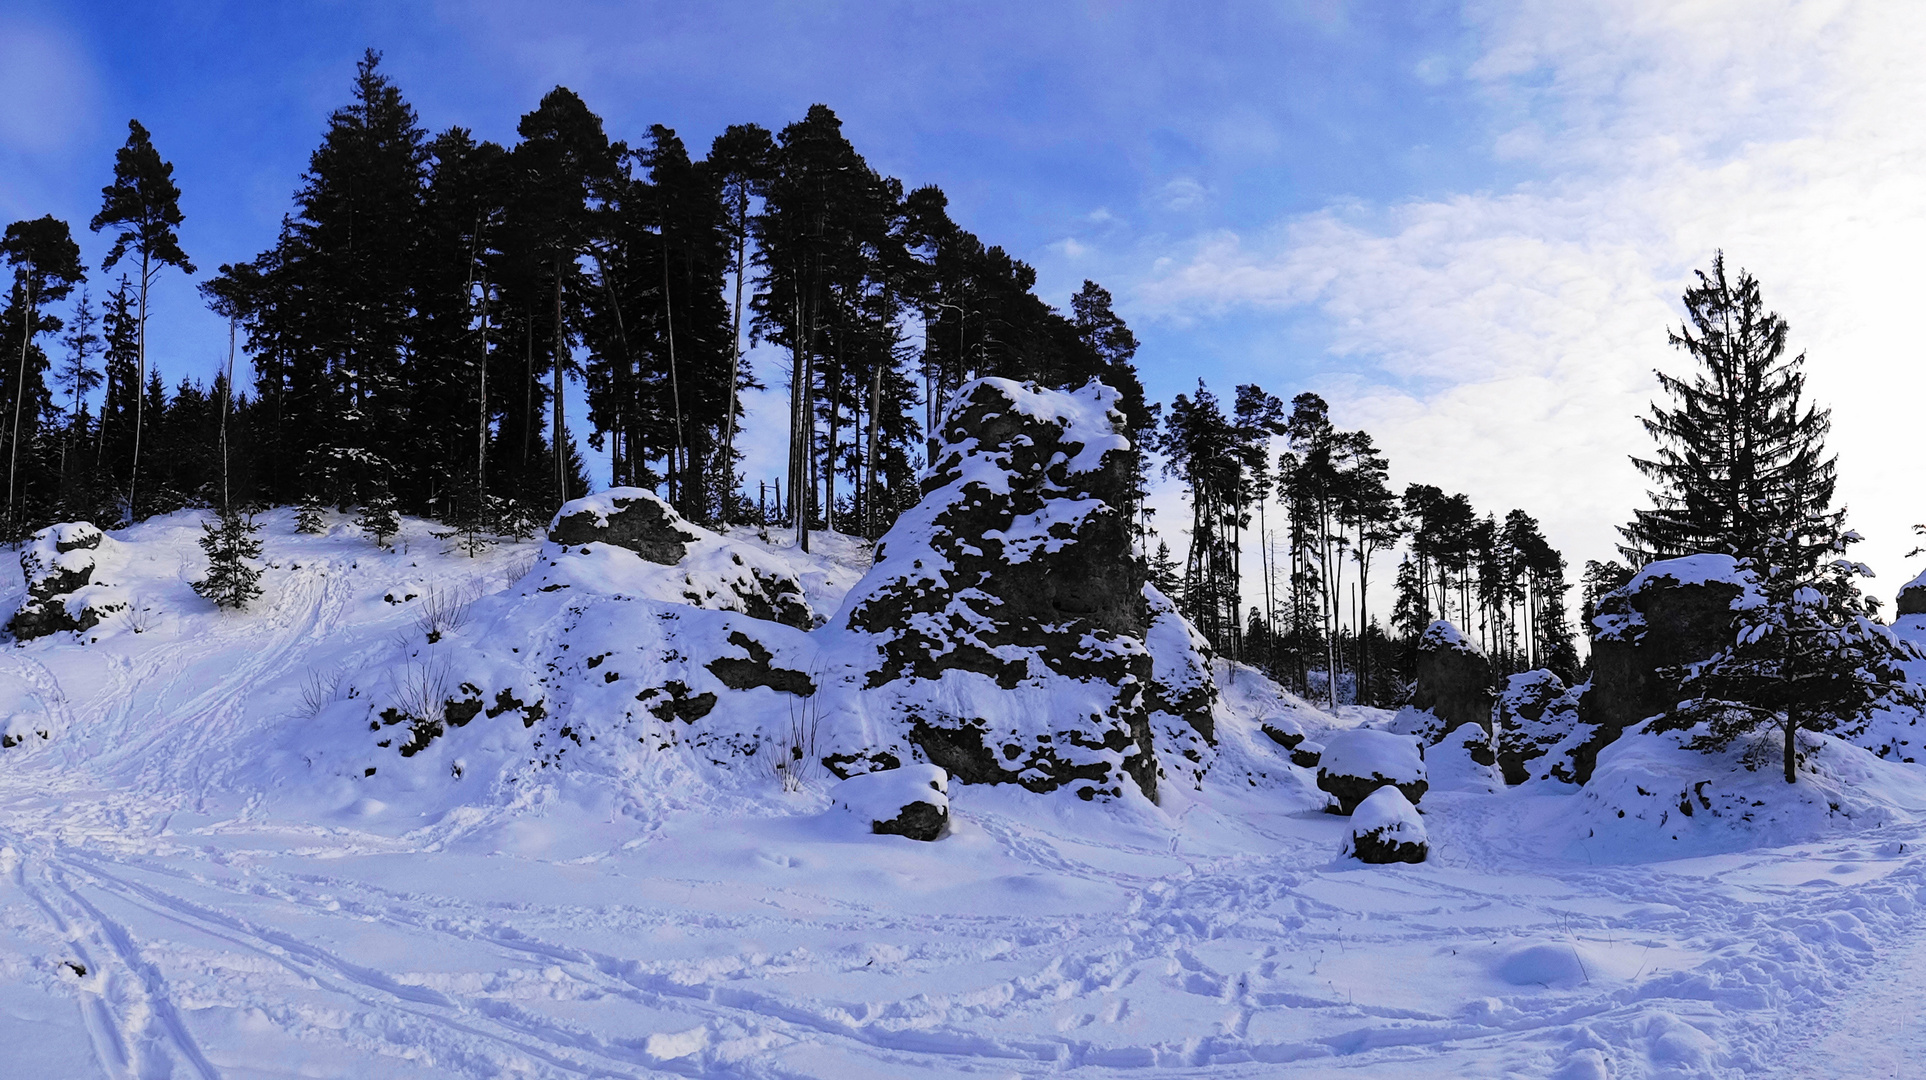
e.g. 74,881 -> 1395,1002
1138,0 -> 1926,598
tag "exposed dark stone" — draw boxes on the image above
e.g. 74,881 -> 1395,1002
1410,621 -> 1493,738
1352,829 -> 1427,864
823,750 -> 902,779
842,380 -> 1213,802
705,630 -> 816,695
640,681 -> 718,723
10,523 -> 118,641
1290,742 -> 1323,768
550,493 -> 699,565
1580,558 -> 1748,758
1493,669 -> 1594,784
1899,576 -> 1926,618
1319,771 -> 1427,815
872,801 -> 947,841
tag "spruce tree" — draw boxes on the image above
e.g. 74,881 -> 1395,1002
357,490 -> 401,549
193,506 -> 264,610
1621,252 -> 1839,568
296,493 -> 326,534
90,119 -> 194,517
1659,531 -> 1911,783
56,288 -> 102,489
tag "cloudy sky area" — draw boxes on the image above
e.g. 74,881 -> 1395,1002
3,1 -> 1924,602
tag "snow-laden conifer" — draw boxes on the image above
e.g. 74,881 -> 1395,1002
192,507 -> 263,610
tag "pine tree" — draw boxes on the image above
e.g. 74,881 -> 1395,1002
90,119 -> 194,517
1622,252 -> 1839,568
357,490 -> 401,549
296,492 -> 327,534
1659,531 -> 1912,783
56,288 -> 102,489
1,217 -> 84,533
193,506 -> 264,610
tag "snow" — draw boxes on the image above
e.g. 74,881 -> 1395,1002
1318,728 -> 1426,786
1627,553 -> 1749,591
1346,786 -> 1426,846
1418,618 -> 1479,654
1,508 -> 1926,1076
829,763 -> 949,831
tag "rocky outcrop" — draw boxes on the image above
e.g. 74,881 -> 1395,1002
541,489 -> 812,629
1317,729 -> 1427,814
1581,555 -> 1759,739
9,523 -> 126,641
1897,569 -> 1926,618
834,378 -> 1217,803
1409,620 -> 1493,738
1494,669 -> 1592,785
1346,786 -> 1428,864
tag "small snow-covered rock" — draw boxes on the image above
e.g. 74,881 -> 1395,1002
1345,785 -> 1427,864
1428,722 -> 1501,793
830,764 -> 950,841
1317,729 -> 1427,813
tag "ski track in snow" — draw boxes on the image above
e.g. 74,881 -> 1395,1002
0,510 -> 1923,1078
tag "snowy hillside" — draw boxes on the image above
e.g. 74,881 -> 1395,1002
0,506 -> 1924,1078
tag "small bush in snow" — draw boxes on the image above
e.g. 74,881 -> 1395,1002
192,507 -> 264,611
765,691 -> 823,793
1344,785 -> 1427,864
416,585 -> 475,644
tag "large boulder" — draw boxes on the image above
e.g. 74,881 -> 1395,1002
1317,729 -> 1427,813
1897,568 -> 1926,618
541,489 -> 813,629
1582,555 -> 1760,739
1493,669 -> 1593,785
832,377 -> 1217,803
1409,620 -> 1493,738
830,764 -> 950,841
9,523 -> 127,641
1345,786 -> 1428,864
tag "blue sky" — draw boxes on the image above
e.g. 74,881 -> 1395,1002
6,1 -> 1926,595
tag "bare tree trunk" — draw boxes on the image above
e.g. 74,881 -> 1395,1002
8,271 -> 34,530
721,215 -> 748,524
131,250 -> 150,518
866,359 -> 881,538
662,234 -> 685,513
552,259 -> 567,506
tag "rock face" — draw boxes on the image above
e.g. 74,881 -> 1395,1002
543,489 -> 813,629
1347,786 -> 1428,864
835,378 -> 1217,803
1493,669 -> 1591,785
1317,729 -> 1427,814
9,523 -> 125,641
830,764 -> 950,841
1897,569 -> 1926,618
1582,555 -> 1760,739
1409,620 -> 1493,738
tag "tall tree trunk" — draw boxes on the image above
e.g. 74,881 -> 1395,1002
721,215 -> 748,525
552,259 -> 567,506
866,359 -> 881,539
661,235 -> 685,515
132,250 -> 150,518
8,270 -> 35,530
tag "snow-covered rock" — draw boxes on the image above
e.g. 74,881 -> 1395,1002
1408,619 -> 1493,740
1260,713 -> 1324,766
1494,669 -> 1593,785
1317,728 -> 1427,813
827,377 -> 1217,802
543,488 -> 813,629
1344,785 -> 1428,864
1583,554 -> 1762,743
1896,566 -> 1926,617
1427,721 -> 1502,793
830,763 -> 950,840
8,522 -> 128,641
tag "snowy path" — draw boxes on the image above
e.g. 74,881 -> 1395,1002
1775,924 -> 1926,1079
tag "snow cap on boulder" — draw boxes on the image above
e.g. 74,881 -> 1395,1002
541,488 -> 812,629
831,764 -> 950,841
829,377 -> 1217,803
1317,728 -> 1427,813
1344,785 -> 1428,864
1897,566 -> 1926,618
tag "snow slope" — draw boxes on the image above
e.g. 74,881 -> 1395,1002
2,510 -> 1926,1077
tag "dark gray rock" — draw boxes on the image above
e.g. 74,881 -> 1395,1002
550,492 -> 699,565
9,523 -> 120,641
1494,669 -> 1592,785
1317,729 -> 1427,814
1410,620 -> 1493,737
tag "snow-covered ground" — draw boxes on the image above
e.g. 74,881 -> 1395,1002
3,510 -> 1925,1078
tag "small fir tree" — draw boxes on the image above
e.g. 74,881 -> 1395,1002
295,493 -> 326,534
193,507 -> 263,610
357,490 -> 400,549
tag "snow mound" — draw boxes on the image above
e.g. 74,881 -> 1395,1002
1429,721 -> 1502,793
829,763 -> 950,840
1420,618 -> 1481,655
